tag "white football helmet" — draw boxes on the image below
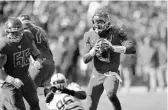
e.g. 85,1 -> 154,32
50,73 -> 67,87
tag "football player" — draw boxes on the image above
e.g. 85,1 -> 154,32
0,17 -> 42,110
83,11 -> 136,110
18,15 -> 55,91
44,73 -> 86,110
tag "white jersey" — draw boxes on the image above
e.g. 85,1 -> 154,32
46,82 -> 84,110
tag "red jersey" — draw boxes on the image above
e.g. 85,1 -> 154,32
83,26 -> 135,74
0,30 -> 40,78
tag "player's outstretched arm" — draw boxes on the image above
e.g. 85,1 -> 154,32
62,88 -> 86,100
63,83 -> 86,100
45,86 -> 57,103
31,41 -> 44,69
31,40 -> 41,60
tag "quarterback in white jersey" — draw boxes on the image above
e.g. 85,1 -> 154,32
44,73 -> 86,110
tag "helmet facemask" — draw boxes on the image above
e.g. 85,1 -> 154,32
50,73 -> 68,92
6,28 -> 23,43
5,17 -> 23,43
92,12 -> 110,34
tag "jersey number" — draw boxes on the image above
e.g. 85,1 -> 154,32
35,27 -> 42,43
35,27 -> 48,44
56,95 -> 74,110
13,48 -> 30,67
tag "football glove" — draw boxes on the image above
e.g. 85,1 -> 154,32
5,75 -> 24,89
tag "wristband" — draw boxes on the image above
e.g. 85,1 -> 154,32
5,75 -> 14,83
113,46 -> 126,53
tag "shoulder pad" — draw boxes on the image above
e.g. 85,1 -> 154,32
84,28 -> 96,40
111,26 -> 127,38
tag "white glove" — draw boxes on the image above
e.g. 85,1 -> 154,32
5,75 -> 24,89
33,60 -> 42,70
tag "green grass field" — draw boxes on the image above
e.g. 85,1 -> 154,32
35,90 -> 167,110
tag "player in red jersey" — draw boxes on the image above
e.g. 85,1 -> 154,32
0,17 -> 42,110
18,15 -> 55,91
83,11 -> 136,110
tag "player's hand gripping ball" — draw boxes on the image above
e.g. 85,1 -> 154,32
95,38 -> 113,63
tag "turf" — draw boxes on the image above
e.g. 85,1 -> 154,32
34,91 -> 167,110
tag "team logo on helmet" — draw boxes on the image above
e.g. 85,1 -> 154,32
5,17 -> 23,43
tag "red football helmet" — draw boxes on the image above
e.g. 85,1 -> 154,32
5,17 -> 23,42
92,11 -> 111,34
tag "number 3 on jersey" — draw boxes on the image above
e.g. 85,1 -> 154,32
56,95 -> 74,110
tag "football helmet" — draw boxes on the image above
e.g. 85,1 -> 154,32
50,73 -> 67,87
92,11 -> 111,34
5,17 -> 23,43
18,14 -> 34,30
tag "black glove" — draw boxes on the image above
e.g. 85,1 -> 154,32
62,88 -> 75,96
50,86 -> 57,93
45,86 -> 57,103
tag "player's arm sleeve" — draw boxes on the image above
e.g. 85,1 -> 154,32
31,40 -> 41,60
0,53 -> 8,80
83,32 -> 93,64
27,30 -> 41,60
63,83 -> 86,100
62,88 -> 86,100
24,30 -> 37,57
116,28 -> 136,54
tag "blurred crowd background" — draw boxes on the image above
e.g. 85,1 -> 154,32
0,1 -> 167,92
